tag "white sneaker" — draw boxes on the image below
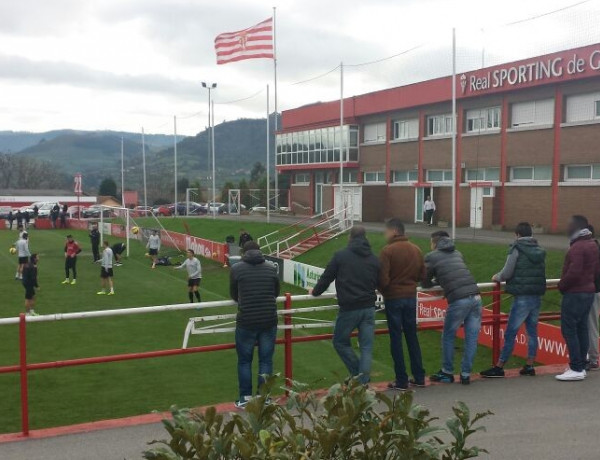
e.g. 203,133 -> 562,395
556,369 -> 586,381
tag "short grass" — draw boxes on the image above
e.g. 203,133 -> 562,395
0,218 -> 566,433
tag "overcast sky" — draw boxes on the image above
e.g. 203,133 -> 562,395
1,0 -> 599,135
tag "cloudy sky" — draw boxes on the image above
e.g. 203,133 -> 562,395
1,0 -> 599,135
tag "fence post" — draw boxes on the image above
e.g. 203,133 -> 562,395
492,282 -> 502,366
284,292 -> 293,392
19,313 -> 29,436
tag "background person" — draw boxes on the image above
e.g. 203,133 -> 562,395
310,226 -> 380,386
112,242 -> 126,266
60,204 -> 68,228
230,241 -> 280,409
556,215 -> 600,381
587,225 -> 600,371
147,230 -> 161,269
424,231 -> 482,385
174,249 -> 202,303
89,224 -> 101,262
23,210 -> 30,230
378,218 -> 426,390
7,210 -> 13,230
62,234 -> 81,285
14,231 -> 30,280
423,196 -> 436,226
22,253 -> 40,316
238,228 -> 253,248
98,241 -> 115,295
480,222 -> 546,378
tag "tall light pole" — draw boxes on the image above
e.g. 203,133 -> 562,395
202,82 -> 217,218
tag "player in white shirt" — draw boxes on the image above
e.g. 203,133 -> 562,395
14,232 -> 31,280
97,241 -> 115,295
146,230 -> 161,269
174,249 -> 202,303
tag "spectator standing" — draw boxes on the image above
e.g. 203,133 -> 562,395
480,223 -> 546,378
7,211 -> 13,230
311,226 -> 380,385
556,215 -> 600,381
238,228 -> 253,248
16,210 -> 23,229
62,235 -> 81,285
22,254 -> 40,316
587,225 -> 600,371
378,218 -> 426,390
89,224 -> 101,262
230,241 -> 280,409
174,249 -> 202,303
424,231 -> 482,385
23,211 -> 30,230
51,204 -> 59,228
423,196 -> 436,226
32,205 -> 39,218
60,204 -> 68,228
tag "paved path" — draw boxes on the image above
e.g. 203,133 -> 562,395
2,367 -> 599,459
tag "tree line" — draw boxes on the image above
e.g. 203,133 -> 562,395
0,153 -> 71,190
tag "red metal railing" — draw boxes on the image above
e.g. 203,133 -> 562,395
0,282 -> 562,438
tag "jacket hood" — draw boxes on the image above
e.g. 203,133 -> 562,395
348,236 -> 373,257
242,249 -> 265,265
436,237 -> 455,252
515,237 -> 545,264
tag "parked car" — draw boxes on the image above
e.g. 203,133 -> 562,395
154,204 -> 172,216
0,206 -> 12,219
219,203 -> 247,214
82,205 -> 112,218
37,202 -> 61,218
67,206 -> 86,219
132,206 -> 153,217
206,202 -> 225,213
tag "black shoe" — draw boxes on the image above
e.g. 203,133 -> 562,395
387,381 -> 409,391
460,375 -> 471,385
519,365 -> 536,376
430,370 -> 455,383
409,378 -> 426,388
480,366 -> 505,378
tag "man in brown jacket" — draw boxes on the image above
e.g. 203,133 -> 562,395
379,218 -> 426,390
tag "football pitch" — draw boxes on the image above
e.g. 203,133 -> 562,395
0,219 -> 565,433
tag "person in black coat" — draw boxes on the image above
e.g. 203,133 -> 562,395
7,211 -> 14,230
238,228 -> 253,248
89,224 -> 101,262
311,226 -> 380,385
230,241 -> 280,408
22,254 -> 40,316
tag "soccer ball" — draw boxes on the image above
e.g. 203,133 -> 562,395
131,226 -> 140,235
9,247 -> 16,255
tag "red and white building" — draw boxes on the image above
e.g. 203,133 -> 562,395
277,43 -> 600,232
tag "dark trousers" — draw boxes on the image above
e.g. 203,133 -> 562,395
92,243 -> 100,261
235,326 -> 277,400
561,292 -> 595,372
424,209 -> 434,224
65,257 -> 77,279
385,298 -> 425,385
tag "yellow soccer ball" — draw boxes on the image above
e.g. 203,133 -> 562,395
9,247 -> 16,255
131,226 -> 140,235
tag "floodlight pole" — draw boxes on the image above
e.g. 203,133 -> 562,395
174,115 -> 178,217
451,28 -> 457,240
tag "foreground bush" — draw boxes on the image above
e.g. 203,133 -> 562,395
143,376 -> 492,459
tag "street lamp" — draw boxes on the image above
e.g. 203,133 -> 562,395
202,82 -> 217,219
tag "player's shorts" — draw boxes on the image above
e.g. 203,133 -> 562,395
188,278 -> 201,288
100,267 -> 114,278
18,257 -> 28,265
148,248 -> 158,256
24,286 -> 35,300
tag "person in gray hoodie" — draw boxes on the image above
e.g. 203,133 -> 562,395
423,231 -> 481,385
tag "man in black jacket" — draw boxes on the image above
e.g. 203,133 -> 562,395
230,241 -> 280,409
311,226 -> 380,385
89,224 -> 101,262
423,231 -> 482,385
22,254 -> 40,316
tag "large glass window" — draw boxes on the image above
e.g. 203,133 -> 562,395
465,107 -> 501,133
565,164 -> 600,181
363,171 -> 386,183
342,170 -> 358,183
510,165 -> 552,181
511,99 -> 554,128
393,119 -> 419,140
392,170 -> 419,183
363,122 -> 387,143
276,125 -> 358,166
294,173 -> 310,185
465,167 -> 500,182
427,169 -> 453,182
426,114 -> 454,136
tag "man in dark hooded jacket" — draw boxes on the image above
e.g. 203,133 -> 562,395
481,222 -> 546,378
230,241 -> 280,409
311,226 -> 380,385
423,231 -> 481,385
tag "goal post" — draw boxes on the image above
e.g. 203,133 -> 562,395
99,205 -> 131,257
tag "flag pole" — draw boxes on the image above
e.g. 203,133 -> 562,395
120,137 -> 125,208
266,84 -> 271,223
451,28 -> 457,240
339,61 -> 344,219
142,127 -> 147,210
211,99 -> 216,219
174,115 -> 178,216
272,6 -> 279,212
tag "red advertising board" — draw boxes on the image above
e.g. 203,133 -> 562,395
418,294 -> 568,365
162,230 -> 228,264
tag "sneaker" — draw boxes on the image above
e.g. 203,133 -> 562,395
430,370 -> 455,384
586,360 -> 600,371
115,262 -> 123,267
108,291 -> 115,296
151,264 -> 156,269
26,310 -> 39,317
387,381 -> 409,391
70,279 -> 76,285
409,378 -> 426,388
460,375 -> 471,385
555,369 -> 586,381
480,366 -> 505,378
234,396 -> 252,409
519,365 -> 536,376
61,279 -> 70,285
96,291 -> 106,295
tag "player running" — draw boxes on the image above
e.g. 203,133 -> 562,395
174,249 -> 202,303
146,230 -> 161,269
22,254 -> 40,316
112,242 -> 126,266
98,241 -> 115,295
62,235 -> 82,285
14,232 -> 30,280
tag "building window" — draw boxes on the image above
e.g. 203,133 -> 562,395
343,170 -> 358,183
511,99 -> 554,128
564,164 -> 600,181
363,171 -> 386,183
426,114 -> 454,136
510,165 -> 552,181
465,167 -> 500,182
392,119 -> 419,140
465,107 -> 501,133
426,169 -> 453,182
565,92 -> 600,123
294,173 -> 310,185
363,122 -> 387,143
392,170 -> 418,183
482,187 -> 495,197
596,100 -> 600,117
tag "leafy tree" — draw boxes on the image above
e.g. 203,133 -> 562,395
221,181 -> 236,202
250,162 -> 266,185
98,177 -> 118,197
177,177 -> 190,194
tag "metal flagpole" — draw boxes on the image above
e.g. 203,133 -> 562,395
211,100 -> 216,219
174,115 -> 178,217
451,28 -> 457,240
207,89 -> 211,183
266,84 -> 271,223
120,137 -> 125,208
142,127 -> 147,210
273,7 -> 279,212
339,62 -> 344,218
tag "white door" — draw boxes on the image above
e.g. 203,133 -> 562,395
334,186 -> 362,221
414,187 -> 432,223
470,187 -> 484,229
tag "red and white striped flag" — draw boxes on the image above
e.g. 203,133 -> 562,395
214,17 -> 274,65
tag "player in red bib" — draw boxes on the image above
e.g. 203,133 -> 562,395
62,234 -> 82,285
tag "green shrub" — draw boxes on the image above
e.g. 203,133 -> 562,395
142,376 -> 491,459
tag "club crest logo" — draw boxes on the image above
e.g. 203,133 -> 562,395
460,74 -> 467,94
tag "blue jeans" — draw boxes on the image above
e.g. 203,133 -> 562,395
385,298 -> 425,385
333,307 -> 375,385
499,295 -> 541,363
442,295 -> 482,377
561,293 -> 595,372
235,326 -> 277,400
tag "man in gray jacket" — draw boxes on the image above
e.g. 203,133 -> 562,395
423,231 -> 482,385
